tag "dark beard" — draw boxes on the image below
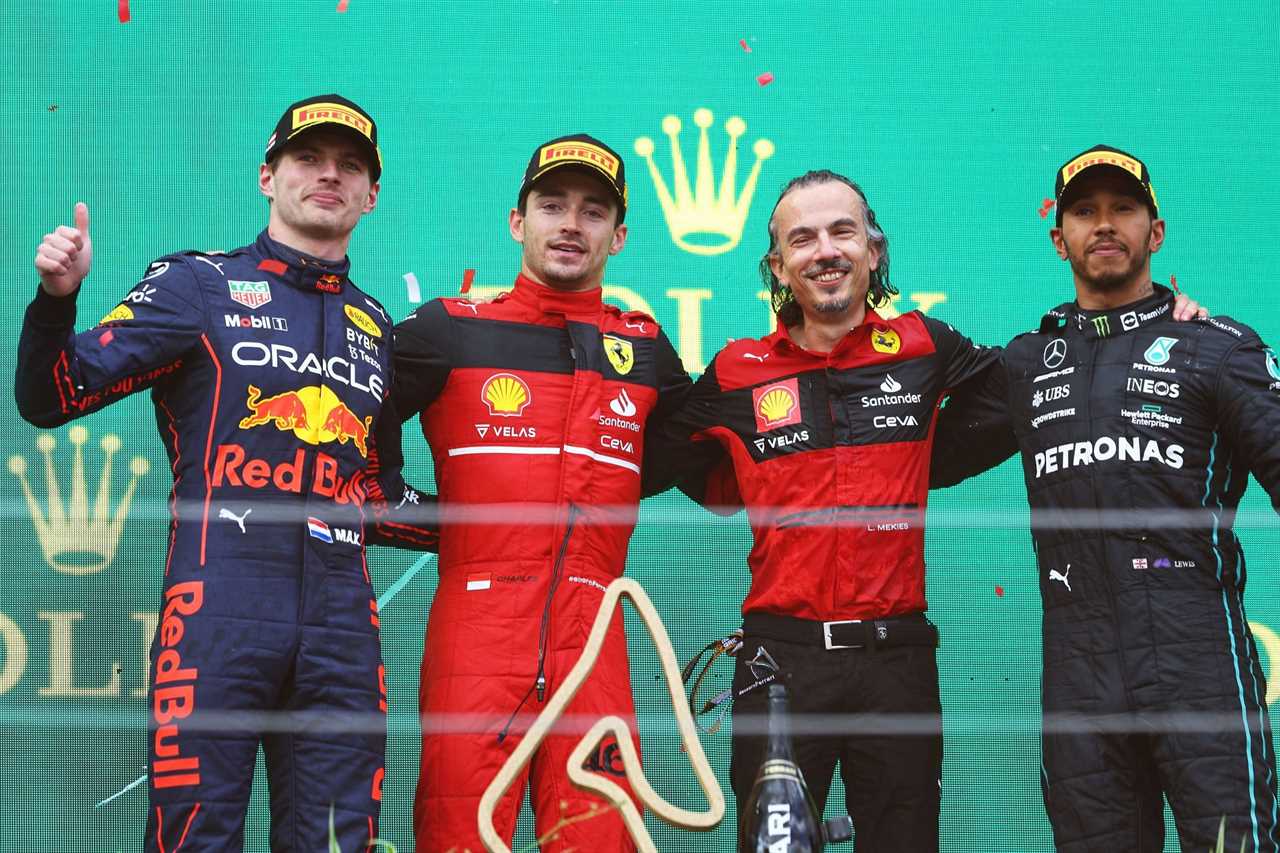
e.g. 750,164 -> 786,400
813,294 -> 853,314
1067,226 -> 1152,294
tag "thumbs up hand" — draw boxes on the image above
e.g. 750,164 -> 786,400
35,202 -> 93,296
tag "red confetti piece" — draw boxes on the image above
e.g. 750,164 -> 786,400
461,268 -> 475,294
99,330 -> 115,347
118,0 -> 130,22
337,0 -> 349,10
1170,274 -> 1179,293
756,71 -> 774,87
1037,199 -> 1055,219
995,585 -> 1004,597
739,39 -> 751,52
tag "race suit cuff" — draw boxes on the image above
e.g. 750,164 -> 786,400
27,283 -> 80,327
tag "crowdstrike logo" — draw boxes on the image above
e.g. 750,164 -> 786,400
861,375 -> 922,408
1034,436 -> 1183,478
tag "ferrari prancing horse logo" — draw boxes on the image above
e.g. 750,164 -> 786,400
603,335 -> 634,375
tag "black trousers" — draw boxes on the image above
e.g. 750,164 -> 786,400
730,615 -> 942,853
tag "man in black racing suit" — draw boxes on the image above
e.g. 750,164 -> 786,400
15,94 -> 437,851
932,145 -> 1280,852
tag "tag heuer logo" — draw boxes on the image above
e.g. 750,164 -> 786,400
228,280 -> 272,309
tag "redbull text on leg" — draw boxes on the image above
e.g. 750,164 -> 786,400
152,581 -> 204,789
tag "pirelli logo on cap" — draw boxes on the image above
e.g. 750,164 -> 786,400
538,140 -> 620,179
292,103 -> 373,142
1061,151 -> 1142,187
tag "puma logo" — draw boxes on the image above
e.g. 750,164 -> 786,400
744,352 -> 769,362
1048,564 -> 1071,592
625,320 -> 647,333
219,506 -> 251,534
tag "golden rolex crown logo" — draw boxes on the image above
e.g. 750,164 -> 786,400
634,108 -> 775,256
7,425 -> 150,576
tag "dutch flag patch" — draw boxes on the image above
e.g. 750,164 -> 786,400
307,516 -> 333,544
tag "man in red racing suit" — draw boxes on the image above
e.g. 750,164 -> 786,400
390,135 -> 692,851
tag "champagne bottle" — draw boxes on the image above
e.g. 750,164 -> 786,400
739,683 -> 826,852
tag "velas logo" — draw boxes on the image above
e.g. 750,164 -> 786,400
228,280 -> 272,309
482,373 -> 532,417
1144,336 -> 1179,366
7,425 -> 150,575
603,335 -> 635,375
1061,150 -> 1143,185
291,103 -> 373,141
871,327 -> 901,354
752,378 -> 801,432
344,304 -> 381,338
633,107 -> 775,256
538,140 -> 620,179
98,304 -> 134,326
238,384 -> 372,457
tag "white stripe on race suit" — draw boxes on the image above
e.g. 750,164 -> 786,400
446,443 -> 640,475
562,444 -> 640,475
448,445 -> 562,458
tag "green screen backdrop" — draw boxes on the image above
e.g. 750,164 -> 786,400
3,3 -> 1279,850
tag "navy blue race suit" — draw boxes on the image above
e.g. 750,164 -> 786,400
16,231 -> 437,851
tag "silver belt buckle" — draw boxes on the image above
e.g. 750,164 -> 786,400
823,619 -> 863,650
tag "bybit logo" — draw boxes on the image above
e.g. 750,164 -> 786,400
633,108 -> 775,256
7,426 -> 150,575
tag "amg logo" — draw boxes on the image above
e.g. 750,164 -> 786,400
225,314 -> 287,331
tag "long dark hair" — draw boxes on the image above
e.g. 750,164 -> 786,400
758,170 -> 895,328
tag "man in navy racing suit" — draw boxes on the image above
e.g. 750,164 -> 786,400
16,94 -> 437,851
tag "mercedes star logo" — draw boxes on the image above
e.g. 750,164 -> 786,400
1043,338 -> 1068,369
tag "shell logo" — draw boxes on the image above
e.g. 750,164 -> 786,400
757,387 -> 796,425
98,304 -> 135,326
482,373 -> 532,417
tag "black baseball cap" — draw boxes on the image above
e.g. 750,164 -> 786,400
264,94 -> 382,181
518,134 -> 628,222
1054,144 -> 1157,226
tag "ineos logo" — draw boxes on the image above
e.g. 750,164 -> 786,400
1043,338 -> 1068,369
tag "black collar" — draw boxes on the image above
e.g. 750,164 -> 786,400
1039,283 -> 1175,340
252,230 -> 350,294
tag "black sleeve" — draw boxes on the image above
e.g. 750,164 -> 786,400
363,301 -> 453,549
388,300 -> 454,417
363,385 -> 441,551
15,258 -> 206,428
1215,336 -> 1280,512
925,314 -> 1004,390
642,355 -> 729,500
929,353 -> 1019,488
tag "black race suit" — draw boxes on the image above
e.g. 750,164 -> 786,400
933,284 -> 1280,852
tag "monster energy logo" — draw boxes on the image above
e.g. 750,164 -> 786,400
1091,315 -> 1111,336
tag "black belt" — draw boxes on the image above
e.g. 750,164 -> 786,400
743,612 -> 939,650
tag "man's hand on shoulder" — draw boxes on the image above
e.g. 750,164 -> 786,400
1172,292 -> 1208,322
34,202 -> 93,297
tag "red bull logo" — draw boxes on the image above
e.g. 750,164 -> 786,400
239,385 -> 372,458
152,581 -> 204,789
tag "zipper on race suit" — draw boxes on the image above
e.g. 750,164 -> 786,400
496,502 -> 579,743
